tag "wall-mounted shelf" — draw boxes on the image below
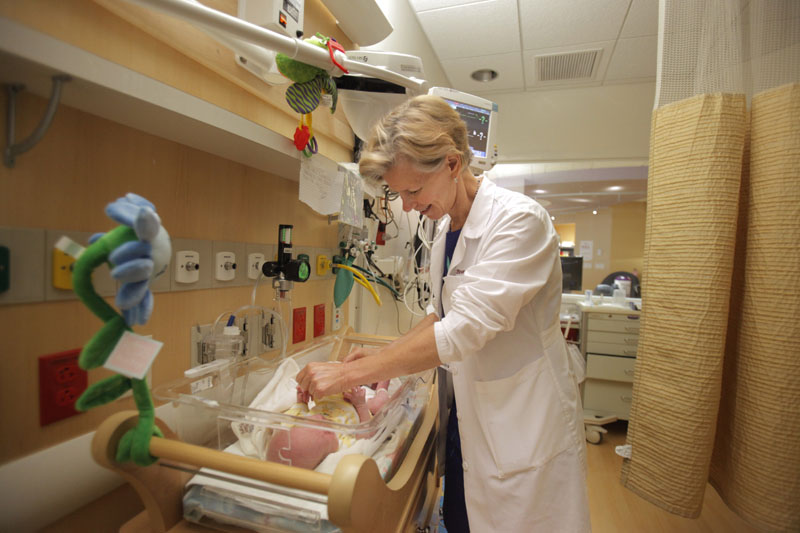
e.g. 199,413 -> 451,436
0,17 -> 329,181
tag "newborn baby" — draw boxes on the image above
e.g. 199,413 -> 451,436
266,383 -> 389,470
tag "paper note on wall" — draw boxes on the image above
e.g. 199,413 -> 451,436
299,156 -> 342,215
579,240 -> 594,261
339,164 -> 364,228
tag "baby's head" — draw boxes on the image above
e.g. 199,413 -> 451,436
266,414 -> 339,470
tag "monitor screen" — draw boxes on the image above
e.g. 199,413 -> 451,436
442,98 -> 491,158
561,256 -> 583,292
428,87 -> 497,171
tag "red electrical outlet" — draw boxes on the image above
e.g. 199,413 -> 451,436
39,348 -> 87,426
293,307 -> 307,344
313,303 -> 325,338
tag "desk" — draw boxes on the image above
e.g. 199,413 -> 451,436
579,304 -> 641,420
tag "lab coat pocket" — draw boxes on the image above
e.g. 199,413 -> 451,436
474,357 -> 572,477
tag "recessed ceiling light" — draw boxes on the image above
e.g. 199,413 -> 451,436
471,69 -> 498,82
534,189 -> 547,194
607,185 -> 623,191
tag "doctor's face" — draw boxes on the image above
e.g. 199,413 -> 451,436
383,156 -> 459,220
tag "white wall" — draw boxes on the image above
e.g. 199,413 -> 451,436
490,82 -> 655,163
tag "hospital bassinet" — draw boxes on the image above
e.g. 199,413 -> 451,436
91,332 -> 440,533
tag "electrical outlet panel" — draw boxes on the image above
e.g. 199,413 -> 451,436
333,306 -> 342,331
314,303 -> 325,338
248,253 -> 264,280
39,348 -> 87,426
215,251 -> 237,281
175,250 -> 200,284
293,307 -> 306,344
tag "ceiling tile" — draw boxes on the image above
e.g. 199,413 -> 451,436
604,36 -> 657,81
519,0 -> 631,50
440,52 -> 525,93
522,40 -> 615,88
620,0 -> 659,38
409,0 -> 489,12
415,0 -> 520,60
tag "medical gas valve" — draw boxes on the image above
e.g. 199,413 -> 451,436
261,224 -> 310,297
175,250 -> 200,284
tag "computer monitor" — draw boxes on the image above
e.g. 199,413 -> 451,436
561,256 -> 583,292
427,87 -> 498,172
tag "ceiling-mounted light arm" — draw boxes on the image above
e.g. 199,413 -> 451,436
124,0 -> 427,93
4,75 -> 71,169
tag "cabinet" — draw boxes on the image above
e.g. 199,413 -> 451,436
579,306 -> 641,420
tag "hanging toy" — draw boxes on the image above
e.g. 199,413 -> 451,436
276,33 -> 347,157
72,193 -> 171,466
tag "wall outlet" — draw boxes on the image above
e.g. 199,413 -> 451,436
248,253 -> 264,280
175,250 -> 200,284
333,306 -> 342,331
52,248 -> 75,290
313,303 -> 325,337
215,251 -> 237,281
39,349 -> 87,426
293,307 -> 306,344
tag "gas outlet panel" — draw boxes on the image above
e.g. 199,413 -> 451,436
175,250 -> 200,284
248,253 -> 264,280
215,251 -> 237,281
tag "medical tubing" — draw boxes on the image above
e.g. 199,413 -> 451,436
334,263 -> 381,305
350,263 -> 400,298
352,275 -> 382,306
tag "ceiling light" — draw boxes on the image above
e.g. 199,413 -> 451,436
471,69 -> 498,82
534,189 -> 547,194
592,210 -> 598,215
550,216 -> 556,220
607,185 -> 623,191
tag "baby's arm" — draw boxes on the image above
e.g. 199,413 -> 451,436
343,387 -> 371,423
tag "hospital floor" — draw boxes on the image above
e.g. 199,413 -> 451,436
433,421 -> 759,533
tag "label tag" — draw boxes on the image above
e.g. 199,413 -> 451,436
54,236 -> 85,259
104,331 -> 163,380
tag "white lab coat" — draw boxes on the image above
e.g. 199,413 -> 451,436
429,178 -> 591,532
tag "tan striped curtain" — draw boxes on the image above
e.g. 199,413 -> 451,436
619,2 -> 799,531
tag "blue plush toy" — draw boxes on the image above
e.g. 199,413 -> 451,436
74,193 -> 171,466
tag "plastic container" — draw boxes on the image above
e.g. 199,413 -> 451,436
153,335 -> 435,532
207,326 -> 244,361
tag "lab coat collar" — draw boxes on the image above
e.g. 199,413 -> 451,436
461,175 -> 496,239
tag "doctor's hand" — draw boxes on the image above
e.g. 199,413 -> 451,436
343,347 -> 379,363
296,361 -> 348,400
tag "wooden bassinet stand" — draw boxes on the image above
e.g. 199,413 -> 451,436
91,366 -> 440,532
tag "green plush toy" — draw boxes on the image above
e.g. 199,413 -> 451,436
275,33 -> 345,157
73,193 -> 171,466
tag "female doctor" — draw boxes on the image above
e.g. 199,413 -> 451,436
296,95 -> 590,532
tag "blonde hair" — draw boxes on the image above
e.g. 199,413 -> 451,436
358,95 -> 472,185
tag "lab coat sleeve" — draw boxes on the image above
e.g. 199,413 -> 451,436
435,207 -> 558,363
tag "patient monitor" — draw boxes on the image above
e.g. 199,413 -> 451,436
428,87 -> 499,172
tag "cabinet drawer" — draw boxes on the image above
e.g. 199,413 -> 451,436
587,315 -> 641,334
586,354 -> 636,382
587,341 -> 638,357
588,331 -> 639,346
583,380 -> 634,420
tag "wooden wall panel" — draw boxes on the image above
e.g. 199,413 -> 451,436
0,93 -> 343,463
